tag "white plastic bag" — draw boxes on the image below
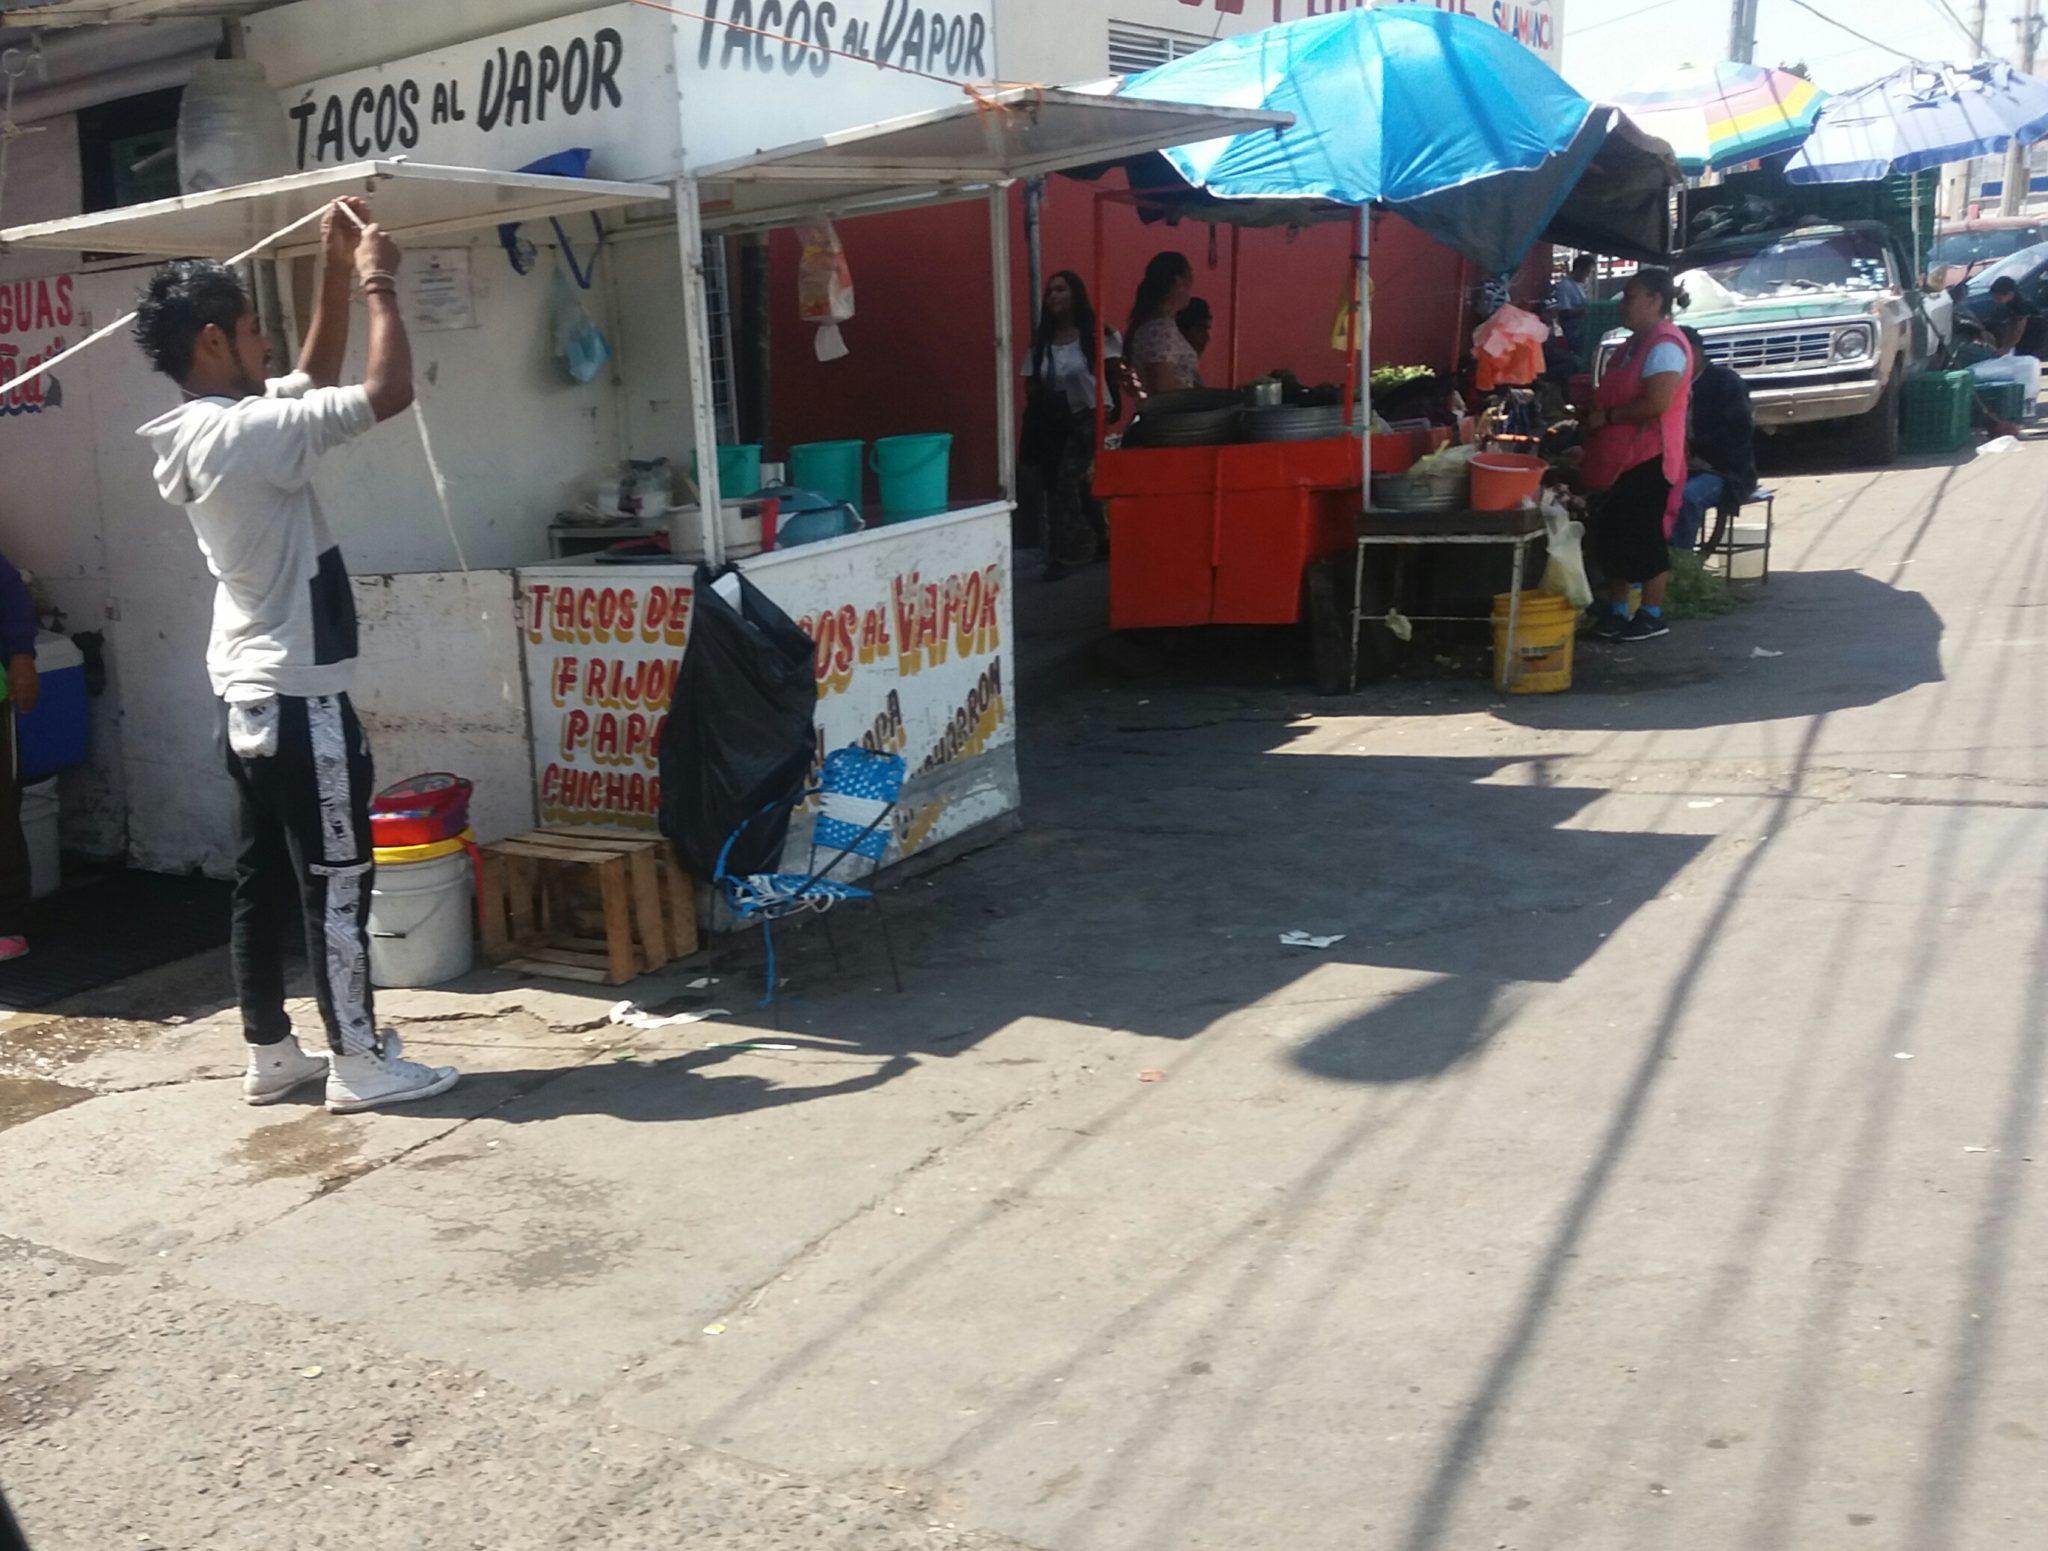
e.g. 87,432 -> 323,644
1473,303 -> 1550,359
1539,492 -> 1592,610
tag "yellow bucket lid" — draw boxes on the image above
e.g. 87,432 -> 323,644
374,828 -> 476,866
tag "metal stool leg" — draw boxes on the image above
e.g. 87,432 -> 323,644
871,894 -> 904,992
1347,539 -> 1366,695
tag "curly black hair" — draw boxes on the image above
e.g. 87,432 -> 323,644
132,260 -> 248,382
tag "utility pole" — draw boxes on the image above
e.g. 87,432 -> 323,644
1944,0 -> 1993,218
1728,0 -> 1758,64
2002,0 -> 2044,216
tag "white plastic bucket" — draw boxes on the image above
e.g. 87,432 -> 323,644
369,850 -> 474,988
1729,524 -> 1768,581
22,778 -> 58,900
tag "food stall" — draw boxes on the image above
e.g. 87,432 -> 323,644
0,4 -> 1282,882
1083,11 -> 1682,679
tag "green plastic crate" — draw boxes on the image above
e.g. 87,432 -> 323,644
1980,379 -> 2027,425
1902,370 -> 1974,453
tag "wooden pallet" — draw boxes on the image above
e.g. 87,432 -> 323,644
478,827 -> 698,985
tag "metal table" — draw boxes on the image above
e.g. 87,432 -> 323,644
1348,507 -> 1548,693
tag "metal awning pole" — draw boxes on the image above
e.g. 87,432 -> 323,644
1357,204 -> 1373,504
673,176 -> 724,567
1228,222 -> 1243,385
990,184 -> 1017,505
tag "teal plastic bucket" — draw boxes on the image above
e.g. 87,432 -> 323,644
789,439 -> 865,509
872,433 -> 952,521
692,443 -> 762,498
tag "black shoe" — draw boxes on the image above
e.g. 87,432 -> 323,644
1619,611 -> 1669,641
1588,609 -> 1629,641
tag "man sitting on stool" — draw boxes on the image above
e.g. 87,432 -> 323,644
1969,277 -> 2044,420
1674,327 -> 1758,555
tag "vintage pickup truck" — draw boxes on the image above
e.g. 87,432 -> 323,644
1600,172 -> 1953,466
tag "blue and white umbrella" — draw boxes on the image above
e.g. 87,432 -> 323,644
1119,7 -> 1619,274
1787,61 -> 2048,184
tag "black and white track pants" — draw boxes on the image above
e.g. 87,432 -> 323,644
221,692 -> 378,1055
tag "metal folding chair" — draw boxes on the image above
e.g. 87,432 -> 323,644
711,747 -> 907,1009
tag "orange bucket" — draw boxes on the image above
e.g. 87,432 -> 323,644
1470,452 -> 1548,512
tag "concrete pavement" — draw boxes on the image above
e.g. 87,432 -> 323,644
4,435 -> 2046,1549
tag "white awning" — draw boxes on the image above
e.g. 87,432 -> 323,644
0,159 -> 664,258
696,85 -> 1290,233
0,0 -> 283,22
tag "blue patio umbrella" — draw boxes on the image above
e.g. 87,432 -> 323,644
1786,61 -> 2048,183
1117,7 -> 1618,274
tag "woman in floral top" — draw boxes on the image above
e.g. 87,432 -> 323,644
1126,251 -> 1202,395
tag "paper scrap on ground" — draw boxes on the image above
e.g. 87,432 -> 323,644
1138,1069 -> 1166,1083
1280,931 -> 1346,949
1979,436 -> 2019,455
703,1040 -> 799,1052
608,1000 -> 731,1031
1751,647 -> 1784,659
1687,799 -> 1723,810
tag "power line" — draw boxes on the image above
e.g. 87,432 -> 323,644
1780,0 -> 1932,62
1924,0 -> 1988,54
1574,0 -> 1687,37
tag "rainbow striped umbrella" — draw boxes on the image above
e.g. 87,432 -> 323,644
1613,62 -> 1826,174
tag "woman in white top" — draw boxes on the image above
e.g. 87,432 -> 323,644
1126,251 -> 1201,396
1021,269 -> 1122,574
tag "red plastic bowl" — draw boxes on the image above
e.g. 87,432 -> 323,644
370,773 -> 474,849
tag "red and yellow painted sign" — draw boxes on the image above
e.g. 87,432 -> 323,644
519,507 -> 1017,855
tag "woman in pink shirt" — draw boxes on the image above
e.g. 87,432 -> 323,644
1579,269 -> 1694,643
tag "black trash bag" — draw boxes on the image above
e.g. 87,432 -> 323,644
659,565 -> 818,880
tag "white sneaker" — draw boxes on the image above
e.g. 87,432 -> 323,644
243,1039 -> 330,1106
325,1033 -> 460,1115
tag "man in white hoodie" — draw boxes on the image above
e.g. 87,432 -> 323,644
135,200 -> 459,1114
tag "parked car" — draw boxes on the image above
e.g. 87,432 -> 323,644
1932,215 -> 2048,284
1963,238 -> 2048,325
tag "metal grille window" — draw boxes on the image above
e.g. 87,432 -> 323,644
701,234 -> 740,446
1108,21 -> 1210,76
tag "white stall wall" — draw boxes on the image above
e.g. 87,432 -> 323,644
0,266 -> 128,857
0,116 -> 84,285
297,235 -> 632,575
244,0 -> 605,87
351,571 -> 536,845
79,267 -> 241,873
605,229 -> 699,470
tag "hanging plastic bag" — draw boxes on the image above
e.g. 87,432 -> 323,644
1539,492 -> 1592,610
550,268 -> 611,385
658,566 -> 819,881
1473,303 -> 1550,390
796,221 -> 855,362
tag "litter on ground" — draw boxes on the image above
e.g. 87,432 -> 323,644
1280,931 -> 1346,949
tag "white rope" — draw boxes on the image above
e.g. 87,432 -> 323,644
326,200 -> 514,705
4,200 -> 337,393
